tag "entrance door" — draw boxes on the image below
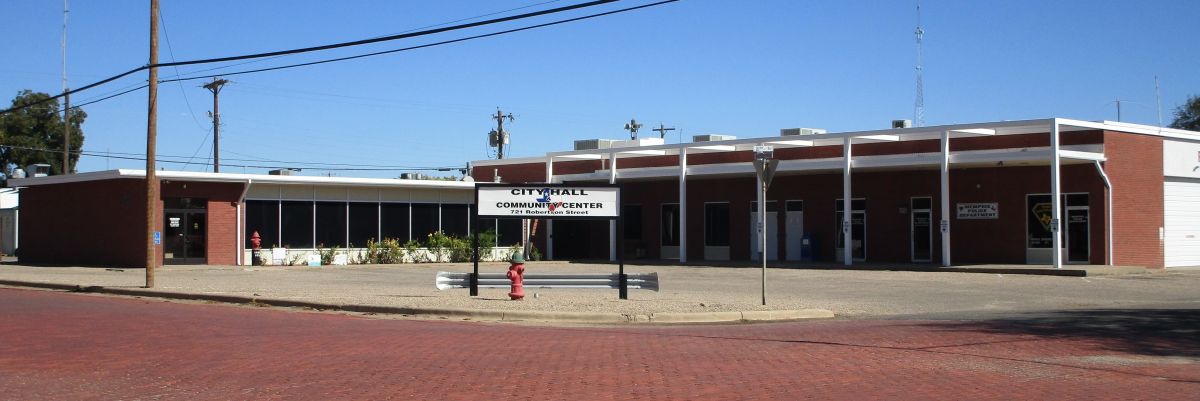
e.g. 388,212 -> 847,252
785,201 -> 804,260
164,198 -> 207,265
911,197 -> 932,262
164,211 -> 207,264
1066,207 -> 1089,263
835,199 -> 866,262
750,201 -> 778,261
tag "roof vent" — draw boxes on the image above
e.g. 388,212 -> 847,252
780,128 -> 826,136
25,164 -> 51,177
892,119 -> 913,129
693,134 -> 737,142
574,139 -> 620,150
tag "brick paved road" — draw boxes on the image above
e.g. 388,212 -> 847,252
1,288 -> 1197,400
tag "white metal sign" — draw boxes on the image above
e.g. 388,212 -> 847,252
477,186 -> 619,218
956,203 -> 998,219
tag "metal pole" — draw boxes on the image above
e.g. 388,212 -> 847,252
618,214 -> 627,300
145,0 -> 159,288
1050,119 -> 1063,269
760,178 -> 767,306
842,137 -> 853,266
940,130 -> 951,266
470,205 -> 479,296
678,146 -> 687,263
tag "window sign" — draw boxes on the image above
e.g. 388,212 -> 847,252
956,203 -> 998,219
169,217 -> 181,228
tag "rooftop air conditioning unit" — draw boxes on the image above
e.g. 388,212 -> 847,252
692,134 -> 737,142
780,128 -> 826,136
268,169 -> 296,176
574,139 -> 620,151
892,119 -> 913,129
25,164 -> 51,177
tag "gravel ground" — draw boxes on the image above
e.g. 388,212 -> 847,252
2,262 -> 1199,317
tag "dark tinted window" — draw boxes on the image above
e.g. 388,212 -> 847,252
347,203 -> 378,247
498,219 -> 523,247
661,204 -> 680,246
380,203 -> 409,242
786,200 -> 804,212
315,202 -> 346,248
704,203 -> 730,246
751,201 -> 778,212
911,197 -> 932,210
245,200 -> 278,248
280,201 -> 313,248
441,204 -> 469,238
411,203 -> 439,240
1027,194 -> 1052,249
835,199 -> 866,212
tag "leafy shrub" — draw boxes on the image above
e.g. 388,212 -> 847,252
365,238 -> 404,264
317,244 -> 340,265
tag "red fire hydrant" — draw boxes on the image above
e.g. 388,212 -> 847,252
506,252 -> 526,300
250,231 -> 263,265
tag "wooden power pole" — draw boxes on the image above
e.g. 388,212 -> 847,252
492,109 -> 514,159
203,77 -> 228,172
62,0 -> 70,174
145,0 -> 159,288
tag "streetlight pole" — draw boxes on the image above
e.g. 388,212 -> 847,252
753,145 -> 777,306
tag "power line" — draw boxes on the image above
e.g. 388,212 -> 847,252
1,144 -> 461,172
3,0 -> 678,115
158,8 -> 207,132
1,144 -> 461,170
159,0 -> 678,84
0,0 -> 621,115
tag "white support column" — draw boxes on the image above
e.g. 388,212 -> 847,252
679,147 -> 688,264
940,130 -> 951,267
609,152 -> 617,262
545,157 -> 554,260
1050,119 -> 1063,269
1094,160 -> 1114,266
842,137 -> 853,266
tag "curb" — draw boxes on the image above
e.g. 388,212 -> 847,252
0,280 -> 834,325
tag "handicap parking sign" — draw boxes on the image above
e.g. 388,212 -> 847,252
153,231 -> 161,245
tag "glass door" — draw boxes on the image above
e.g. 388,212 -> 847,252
1066,207 -> 1089,263
164,198 -> 207,264
911,197 -> 932,262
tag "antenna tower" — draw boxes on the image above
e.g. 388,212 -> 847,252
914,2 -> 925,127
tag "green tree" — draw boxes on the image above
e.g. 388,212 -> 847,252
0,90 -> 86,177
1170,95 -> 1200,131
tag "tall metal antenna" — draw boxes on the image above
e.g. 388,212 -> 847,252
1155,75 -> 1164,131
61,0 -> 70,174
914,1 -> 925,127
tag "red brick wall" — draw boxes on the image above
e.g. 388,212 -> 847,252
160,181 -> 244,265
19,179 -> 147,267
18,178 -> 244,267
1103,131 -> 1164,267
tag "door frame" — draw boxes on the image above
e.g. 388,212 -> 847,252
164,209 -> 208,265
910,196 -> 933,262
785,200 -> 804,261
1065,205 -> 1090,264
835,198 -> 866,262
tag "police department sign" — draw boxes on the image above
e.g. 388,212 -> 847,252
476,185 -> 620,218
957,202 -> 999,219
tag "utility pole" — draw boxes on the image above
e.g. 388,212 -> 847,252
624,118 -> 642,140
651,122 -> 675,139
145,0 -> 159,288
914,1 -> 925,127
491,108 -> 514,159
62,0 -> 70,174
203,77 -> 229,172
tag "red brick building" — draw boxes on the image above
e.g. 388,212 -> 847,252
9,118 -> 1200,269
12,170 -> 477,267
471,118 -> 1200,269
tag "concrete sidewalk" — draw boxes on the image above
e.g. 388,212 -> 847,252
0,261 -> 1194,323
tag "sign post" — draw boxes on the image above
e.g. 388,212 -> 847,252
752,146 -> 778,306
473,184 -> 625,298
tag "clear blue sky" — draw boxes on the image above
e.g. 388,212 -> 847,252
2,0 -> 1197,178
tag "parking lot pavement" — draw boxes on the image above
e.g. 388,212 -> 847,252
2,262 -> 1198,318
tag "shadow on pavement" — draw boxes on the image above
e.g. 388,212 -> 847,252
928,308 -> 1200,358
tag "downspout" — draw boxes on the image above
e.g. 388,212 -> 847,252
1093,161 -> 1113,266
236,179 -> 252,265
